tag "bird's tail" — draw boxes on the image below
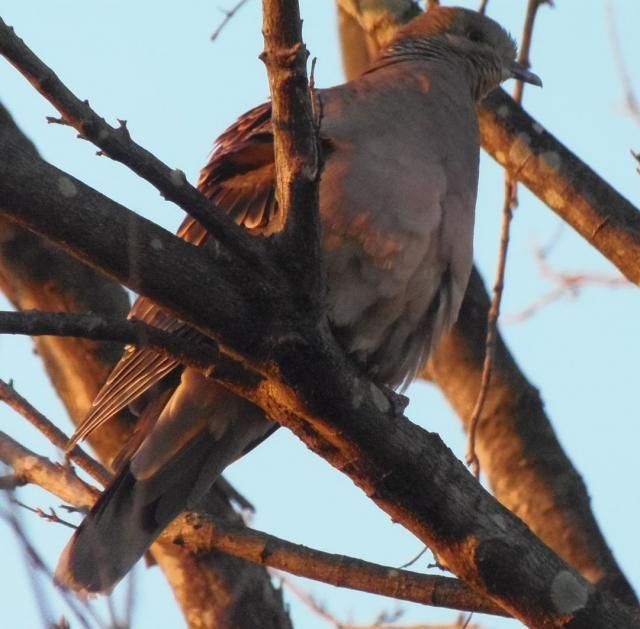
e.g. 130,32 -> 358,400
55,431 -> 222,594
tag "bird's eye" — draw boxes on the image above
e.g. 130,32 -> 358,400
467,29 -> 483,43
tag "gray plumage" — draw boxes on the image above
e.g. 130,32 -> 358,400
56,6 -> 541,593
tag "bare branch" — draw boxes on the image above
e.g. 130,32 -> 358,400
0,432 -> 99,508
504,248 -> 628,323
467,0 -> 550,475
211,0 -> 251,42
167,515 -> 508,618
0,379 -> 110,486
0,310 -> 233,379
5,433 -> 507,618
261,0 -> 323,300
465,179 -> 516,476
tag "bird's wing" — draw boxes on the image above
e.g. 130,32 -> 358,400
67,102 -> 277,451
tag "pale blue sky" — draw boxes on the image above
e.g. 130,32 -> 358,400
0,1 -> 638,628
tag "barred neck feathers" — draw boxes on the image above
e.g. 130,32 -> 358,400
369,6 -> 519,102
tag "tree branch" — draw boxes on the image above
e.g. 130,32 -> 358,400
261,0 -> 323,301
0,431 -> 507,618
0,378 -> 110,486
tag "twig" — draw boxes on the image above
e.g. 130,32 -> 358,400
1,498 -> 96,629
211,0 -> 251,41
12,499 -> 78,529
503,247 -> 628,323
277,573 -> 340,627
466,0 -> 550,476
512,0 -> 552,104
169,514 -> 508,617
398,545 -> 429,569
0,310 -> 222,376
0,378 -> 110,486
465,178 -> 516,476
477,0 -> 490,14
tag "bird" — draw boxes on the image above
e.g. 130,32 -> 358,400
56,5 -> 541,593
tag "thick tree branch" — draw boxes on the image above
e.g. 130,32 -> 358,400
479,90 -> 640,285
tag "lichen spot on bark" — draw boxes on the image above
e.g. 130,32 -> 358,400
550,570 -> 589,614
170,168 -> 187,187
57,176 -> 77,198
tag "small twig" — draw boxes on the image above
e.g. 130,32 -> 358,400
504,247 -> 629,323
1,499 -> 96,629
466,179 -> 516,477
477,0 -> 490,14
398,545 -> 429,569
12,499 -> 78,529
211,0 -> 251,41
276,573 -> 340,627
512,0 -> 552,104
466,0 -> 550,477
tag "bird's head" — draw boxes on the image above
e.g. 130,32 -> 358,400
385,6 -> 542,100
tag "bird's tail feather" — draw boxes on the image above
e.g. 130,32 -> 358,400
55,431 -> 221,594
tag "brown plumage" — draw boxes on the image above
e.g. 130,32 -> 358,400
56,6 -> 540,593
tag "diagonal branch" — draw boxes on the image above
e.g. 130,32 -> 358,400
0,378 -> 110,486
0,431 -> 507,618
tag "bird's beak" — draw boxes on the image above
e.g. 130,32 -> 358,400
507,61 -> 542,87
